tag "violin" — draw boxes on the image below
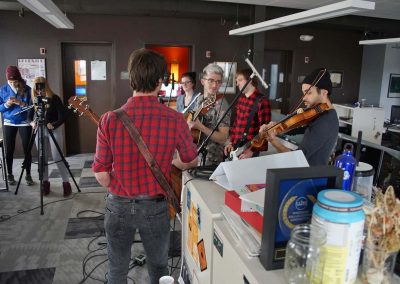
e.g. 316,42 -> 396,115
228,103 -> 330,160
185,93 -> 224,144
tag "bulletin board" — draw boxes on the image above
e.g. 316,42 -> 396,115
17,58 -> 46,88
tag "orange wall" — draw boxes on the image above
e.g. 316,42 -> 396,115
146,45 -> 190,81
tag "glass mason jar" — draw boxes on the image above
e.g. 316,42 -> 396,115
361,245 -> 398,284
284,224 -> 326,284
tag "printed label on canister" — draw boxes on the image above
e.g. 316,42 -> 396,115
311,214 -> 364,284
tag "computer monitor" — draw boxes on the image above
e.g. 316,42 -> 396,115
390,105 -> 400,125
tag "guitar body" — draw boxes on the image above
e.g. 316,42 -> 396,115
168,165 -> 183,219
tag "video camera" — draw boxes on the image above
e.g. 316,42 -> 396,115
34,82 -> 49,108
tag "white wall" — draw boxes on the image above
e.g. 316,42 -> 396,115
379,44 -> 400,121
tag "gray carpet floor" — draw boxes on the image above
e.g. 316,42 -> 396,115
0,154 -> 181,284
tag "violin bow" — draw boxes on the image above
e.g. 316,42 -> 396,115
289,68 -> 327,114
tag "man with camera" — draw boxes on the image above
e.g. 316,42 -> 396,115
0,66 -> 34,185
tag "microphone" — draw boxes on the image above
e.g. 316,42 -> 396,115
245,58 -> 269,89
172,73 -> 175,90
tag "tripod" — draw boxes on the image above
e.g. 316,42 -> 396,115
14,100 -> 81,215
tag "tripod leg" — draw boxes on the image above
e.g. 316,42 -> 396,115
48,129 -> 81,193
15,128 -> 37,195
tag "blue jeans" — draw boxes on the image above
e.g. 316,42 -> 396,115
104,193 -> 170,284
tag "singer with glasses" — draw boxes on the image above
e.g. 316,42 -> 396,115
176,72 -> 198,113
260,68 -> 339,166
29,77 -> 72,196
186,63 -> 230,166
0,66 -> 34,186
224,68 -> 271,159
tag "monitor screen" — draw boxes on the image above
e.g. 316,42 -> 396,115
390,105 -> 400,125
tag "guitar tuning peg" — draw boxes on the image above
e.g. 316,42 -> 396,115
79,113 -> 83,117
68,105 -> 72,109
73,109 -> 78,113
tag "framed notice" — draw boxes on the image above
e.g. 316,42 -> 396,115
330,70 -> 343,88
388,74 -> 400,98
215,61 -> 237,94
259,166 -> 343,270
17,58 -> 46,88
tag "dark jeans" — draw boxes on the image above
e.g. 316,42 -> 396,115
3,125 -> 32,175
105,193 -> 170,284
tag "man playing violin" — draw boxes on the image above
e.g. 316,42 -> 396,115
224,68 -> 271,159
188,63 -> 230,166
260,68 -> 339,166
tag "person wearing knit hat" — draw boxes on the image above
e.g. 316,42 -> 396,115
0,65 -> 34,185
259,67 -> 339,166
176,71 -> 198,113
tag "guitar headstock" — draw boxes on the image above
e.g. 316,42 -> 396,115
68,96 -> 100,125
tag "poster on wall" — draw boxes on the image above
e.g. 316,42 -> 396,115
17,59 -> 46,88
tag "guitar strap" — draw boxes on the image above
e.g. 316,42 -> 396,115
113,108 -> 180,213
234,94 -> 262,149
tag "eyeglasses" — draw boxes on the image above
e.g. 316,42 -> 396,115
203,78 -> 223,85
180,81 -> 192,85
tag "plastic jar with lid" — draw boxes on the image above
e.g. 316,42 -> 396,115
311,189 -> 364,284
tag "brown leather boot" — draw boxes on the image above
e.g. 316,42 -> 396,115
43,181 -> 50,195
63,182 -> 72,197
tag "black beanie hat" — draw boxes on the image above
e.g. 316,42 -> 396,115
302,68 -> 332,96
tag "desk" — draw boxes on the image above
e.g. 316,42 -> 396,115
181,173 -> 285,284
387,125 -> 400,134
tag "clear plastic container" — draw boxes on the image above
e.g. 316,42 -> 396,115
284,224 -> 326,284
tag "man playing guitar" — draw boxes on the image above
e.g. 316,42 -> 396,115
224,68 -> 271,160
184,63 -> 230,167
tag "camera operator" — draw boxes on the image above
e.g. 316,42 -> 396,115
0,66 -> 34,186
30,77 -> 71,196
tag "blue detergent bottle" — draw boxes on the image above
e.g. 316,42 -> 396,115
335,143 -> 356,191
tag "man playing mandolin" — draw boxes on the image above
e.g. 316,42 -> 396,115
188,63 -> 230,166
260,68 -> 339,166
224,68 -> 271,160
92,48 -> 198,284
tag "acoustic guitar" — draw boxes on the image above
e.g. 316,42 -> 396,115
68,96 -> 182,219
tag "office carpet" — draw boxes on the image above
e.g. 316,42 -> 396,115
64,217 -> 104,240
0,268 -> 55,284
0,155 -> 181,284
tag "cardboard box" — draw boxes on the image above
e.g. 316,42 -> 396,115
225,191 -> 263,233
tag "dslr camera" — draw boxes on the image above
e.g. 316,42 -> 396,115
34,82 -> 49,108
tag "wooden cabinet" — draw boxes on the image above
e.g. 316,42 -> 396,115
333,104 -> 385,144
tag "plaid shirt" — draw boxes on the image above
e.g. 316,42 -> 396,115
92,96 -> 197,197
230,90 -> 271,149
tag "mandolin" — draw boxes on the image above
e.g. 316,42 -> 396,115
68,95 -> 182,219
228,103 -> 330,160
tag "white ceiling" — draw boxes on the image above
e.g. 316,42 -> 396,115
204,0 -> 400,21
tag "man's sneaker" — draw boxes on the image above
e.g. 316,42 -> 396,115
25,175 -> 34,186
7,174 -> 16,185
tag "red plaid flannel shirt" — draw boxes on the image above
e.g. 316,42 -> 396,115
230,90 -> 271,149
92,96 -> 197,197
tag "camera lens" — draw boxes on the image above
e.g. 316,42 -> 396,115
36,82 -> 45,91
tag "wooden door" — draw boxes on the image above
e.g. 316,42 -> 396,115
62,43 -> 113,154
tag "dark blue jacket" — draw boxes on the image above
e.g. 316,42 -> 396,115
0,83 -> 32,125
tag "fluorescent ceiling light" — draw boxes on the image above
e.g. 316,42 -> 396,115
17,0 -> 74,29
229,0 -> 375,36
359,37 -> 400,45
